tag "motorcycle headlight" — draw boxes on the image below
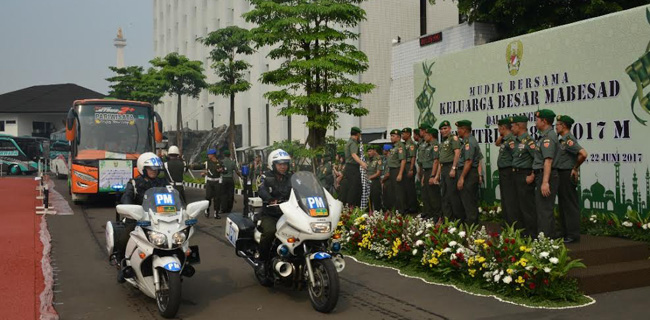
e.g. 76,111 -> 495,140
310,222 -> 331,233
172,230 -> 187,246
147,231 -> 167,247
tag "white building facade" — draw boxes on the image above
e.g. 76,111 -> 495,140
153,0 -> 459,147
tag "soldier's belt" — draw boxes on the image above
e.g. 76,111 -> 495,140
172,182 -> 184,186
206,177 -> 221,181
512,168 -> 533,173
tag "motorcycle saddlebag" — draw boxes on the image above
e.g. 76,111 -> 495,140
105,220 -> 129,259
225,213 -> 255,247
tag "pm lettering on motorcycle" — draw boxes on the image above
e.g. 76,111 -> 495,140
307,196 -> 328,217
155,193 -> 175,206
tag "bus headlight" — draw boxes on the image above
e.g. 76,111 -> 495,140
147,231 -> 167,247
310,222 -> 331,233
73,170 -> 97,182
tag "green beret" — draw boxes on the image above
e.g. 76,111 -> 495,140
402,127 -> 412,133
512,115 -> 528,123
535,109 -> 556,121
455,120 -> 472,128
556,115 -> 575,126
418,123 -> 428,130
438,120 -> 451,129
413,129 -> 420,135
351,126 -> 361,134
428,128 -> 439,136
223,149 -> 231,156
390,129 -> 401,135
497,117 -> 512,126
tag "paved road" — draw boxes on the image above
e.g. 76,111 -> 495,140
46,177 -> 648,319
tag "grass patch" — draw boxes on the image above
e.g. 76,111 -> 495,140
347,251 -> 594,309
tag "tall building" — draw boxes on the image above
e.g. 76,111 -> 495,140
114,28 -> 126,68
152,0 -> 459,148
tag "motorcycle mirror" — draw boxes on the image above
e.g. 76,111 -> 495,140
66,108 -> 77,142
116,204 -> 146,221
154,112 -> 163,143
186,200 -> 209,219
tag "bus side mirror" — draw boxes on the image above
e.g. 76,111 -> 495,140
154,112 -> 163,143
66,109 -> 77,142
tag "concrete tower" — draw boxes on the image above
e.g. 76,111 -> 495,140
114,28 -> 126,68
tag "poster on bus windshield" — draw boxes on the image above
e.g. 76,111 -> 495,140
99,160 -> 132,192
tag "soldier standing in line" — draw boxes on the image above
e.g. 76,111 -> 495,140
419,125 -> 442,221
495,117 -> 518,226
401,128 -> 418,213
555,115 -> 588,243
455,120 -> 481,225
202,149 -> 224,219
220,149 -> 240,214
163,145 -> 188,204
381,144 -> 393,210
435,120 -> 463,220
387,129 -> 407,212
510,115 -> 537,236
533,109 -> 561,238
366,146 -> 383,211
338,127 -> 367,207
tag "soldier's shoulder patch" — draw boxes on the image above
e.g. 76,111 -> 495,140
530,143 -> 536,149
410,145 -> 415,151
543,142 -> 550,148
465,144 -> 470,150
567,140 -> 574,147
433,145 -> 439,152
508,141 -> 515,148
378,160 -> 382,165
398,148 -> 403,153
453,135 -> 458,141
543,139 -> 550,143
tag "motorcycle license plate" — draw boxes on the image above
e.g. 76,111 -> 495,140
225,219 -> 239,247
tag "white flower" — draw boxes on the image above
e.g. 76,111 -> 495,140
361,213 -> 369,219
622,221 -> 633,227
478,207 -> 484,213
415,240 -> 425,247
644,223 -> 649,230
459,231 -> 466,238
552,245 -> 560,250
494,274 -> 501,282
450,254 -> 457,260
489,210 -> 495,215
549,257 -> 559,264
525,266 -> 533,271
503,275 -> 512,284
544,267 -> 551,273
499,270 -> 504,276
415,230 -> 424,237
425,223 -> 433,229
497,206 -> 503,213
449,241 -> 458,247
539,252 -> 550,259
449,227 -> 457,234
412,249 -> 418,256
590,214 -> 597,219
456,248 -> 464,254
442,248 -> 452,253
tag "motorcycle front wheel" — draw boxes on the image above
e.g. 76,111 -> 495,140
307,259 -> 340,313
156,269 -> 182,318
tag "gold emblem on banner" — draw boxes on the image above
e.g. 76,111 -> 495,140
506,40 -> 523,76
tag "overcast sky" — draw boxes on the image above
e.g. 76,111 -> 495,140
0,0 -> 153,95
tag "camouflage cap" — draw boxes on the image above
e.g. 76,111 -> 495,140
438,120 -> 451,129
556,115 -> 575,126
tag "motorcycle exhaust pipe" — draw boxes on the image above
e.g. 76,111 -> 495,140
274,260 -> 293,278
332,255 -> 346,273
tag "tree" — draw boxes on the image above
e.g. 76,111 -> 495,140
199,26 -> 254,156
450,0 -> 650,38
244,0 -> 375,149
106,66 -> 165,105
150,53 -> 207,153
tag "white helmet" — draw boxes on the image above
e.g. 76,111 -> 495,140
137,152 -> 163,175
267,149 -> 291,171
168,145 -> 180,155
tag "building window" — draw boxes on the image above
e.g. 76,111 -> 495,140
0,121 -> 5,132
32,121 -> 54,138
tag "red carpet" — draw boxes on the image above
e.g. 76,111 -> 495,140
0,177 -> 45,319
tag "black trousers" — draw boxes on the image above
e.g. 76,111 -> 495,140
440,164 -> 464,221
498,168 -> 517,226
558,170 -> 580,240
421,168 -> 442,221
172,185 -> 187,205
259,215 -> 279,261
513,170 -> 537,237
383,175 -> 393,211
535,169 -> 559,238
369,177 -> 382,211
205,181 -> 221,214
339,163 -> 361,207
389,167 -> 406,213
221,177 -> 235,213
405,166 -> 418,213
460,167 -> 479,225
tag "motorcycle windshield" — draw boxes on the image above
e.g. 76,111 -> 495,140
141,187 -> 183,215
291,171 -> 329,217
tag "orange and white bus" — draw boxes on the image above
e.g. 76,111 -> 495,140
65,99 -> 163,203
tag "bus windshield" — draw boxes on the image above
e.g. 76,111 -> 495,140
76,104 -> 152,155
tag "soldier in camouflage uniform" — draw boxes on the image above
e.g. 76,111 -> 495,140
381,144 -> 393,210
366,146 -> 383,211
202,149 -> 224,219
387,129 -> 407,212
339,127 -> 367,207
533,109 -> 561,238
511,115 -> 537,236
436,120 -> 463,220
456,120 -> 482,225
555,115 -> 588,243
402,128 -> 419,213
418,125 -> 442,221
496,117 -> 517,226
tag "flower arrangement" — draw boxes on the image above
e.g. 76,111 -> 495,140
479,203 -> 504,223
338,208 -> 586,302
581,210 -> 650,242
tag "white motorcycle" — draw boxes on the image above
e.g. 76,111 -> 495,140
225,171 -> 346,313
106,186 -> 208,318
